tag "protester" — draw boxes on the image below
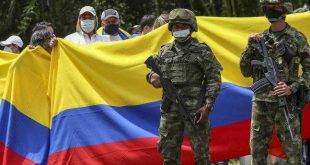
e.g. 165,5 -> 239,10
32,21 -> 55,34
30,29 -> 57,54
0,35 -> 23,54
65,6 -> 103,44
127,25 -> 141,38
140,14 -> 156,35
98,9 -> 130,41
28,21 -> 56,49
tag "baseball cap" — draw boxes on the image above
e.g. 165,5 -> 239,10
127,25 -> 141,34
101,9 -> 119,21
79,6 -> 96,16
0,35 -> 23,48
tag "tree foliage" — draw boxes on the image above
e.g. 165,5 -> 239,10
0,0 -> 308,44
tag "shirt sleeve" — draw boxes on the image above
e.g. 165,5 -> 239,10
198,46 -> 222,110
289,32 -> 310,93
240,41 -> 255,78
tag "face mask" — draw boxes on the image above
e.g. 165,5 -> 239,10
265,9 -> 284,23
3,46 -> 12,53
104,24 -> 119,35
80,19 -> 95,33
172,29 -> 191,43
132,34 -> 140,38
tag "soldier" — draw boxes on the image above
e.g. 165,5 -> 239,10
240,0 -> 310,165
146,8 -> 222,165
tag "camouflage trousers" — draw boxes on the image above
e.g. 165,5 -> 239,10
250,101 -> 303,165
157,103 -> 211,165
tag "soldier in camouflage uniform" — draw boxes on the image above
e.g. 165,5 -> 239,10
240,0 -> 310,165
146,8 -> 222,165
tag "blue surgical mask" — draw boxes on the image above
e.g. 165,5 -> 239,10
104,24 -> 119,35
80,19 -> 95,33
172,29 -> 191,43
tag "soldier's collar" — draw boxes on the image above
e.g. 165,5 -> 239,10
268,23 -> 291,35
174,38 -> 196,51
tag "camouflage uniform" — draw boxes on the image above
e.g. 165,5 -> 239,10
240,1 -> 310,165
148,9 -> 222,165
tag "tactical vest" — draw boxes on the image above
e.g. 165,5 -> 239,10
157,42 -> 207,110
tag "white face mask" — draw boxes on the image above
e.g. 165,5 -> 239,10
172,29 -> 191,43
172,29 -> 190,38
80,19 -> 95,33
3,46 -> 12,53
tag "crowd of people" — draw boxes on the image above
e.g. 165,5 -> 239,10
1,3 -> 309,54
0,5 -> 169,54
1,2 -> 310,165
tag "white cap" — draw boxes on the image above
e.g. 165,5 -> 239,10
79,6 -> 96,16
101,9 -> 119,21
0,35 -> 23,48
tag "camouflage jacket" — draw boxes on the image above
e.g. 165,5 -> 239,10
153,38 -> 222,110
240,24 -> 310,102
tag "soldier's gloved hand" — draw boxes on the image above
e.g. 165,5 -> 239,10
195,106 -> 210,124
274,81 -> 292,96
150,73 -> 162,88
248,33 -> 263,43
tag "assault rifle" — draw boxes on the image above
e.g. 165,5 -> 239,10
250,39 -> 295,142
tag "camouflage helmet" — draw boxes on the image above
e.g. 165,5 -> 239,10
260,0 -> 293,13
168,8 -> 198,32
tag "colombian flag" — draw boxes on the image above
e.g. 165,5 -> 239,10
0,47 -> 51,164
0,52 -> 17,97
1,13 -> 310,165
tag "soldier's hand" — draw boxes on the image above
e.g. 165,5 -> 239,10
150,73 -> 162,88
274,82 -> 292,96
249,33 -> 263,43
195,106 -> 210,124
